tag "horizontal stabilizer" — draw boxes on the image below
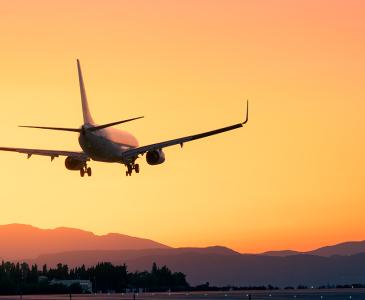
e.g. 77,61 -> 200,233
18,125 -> 81,132
19,116 -> 144,133
88,116 -> 144,132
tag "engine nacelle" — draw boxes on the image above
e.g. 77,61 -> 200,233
146,149 -> 165,165
65,156 -> 85,171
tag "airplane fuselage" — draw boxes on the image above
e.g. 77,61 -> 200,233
78,126 -> 138,163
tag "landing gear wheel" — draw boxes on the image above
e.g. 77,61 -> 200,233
135,164 -> 140,173
127,165 -> 133,176
80,168 -> 85,177
87,167 -> 92,177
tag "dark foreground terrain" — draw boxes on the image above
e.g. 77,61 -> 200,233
0,290 -> 362,300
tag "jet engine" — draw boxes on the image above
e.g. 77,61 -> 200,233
65,156 -> 85,170
146,149 -> 165,165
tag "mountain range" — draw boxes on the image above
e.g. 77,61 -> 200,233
2,224 -> 365,287
0,224 -> 168,260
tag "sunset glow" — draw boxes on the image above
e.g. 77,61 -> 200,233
0,0 -> 364,253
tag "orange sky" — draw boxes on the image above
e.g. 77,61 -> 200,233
0,0 -> 364,253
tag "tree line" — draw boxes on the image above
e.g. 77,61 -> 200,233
1,260 -> 364,295
0,261 -> 189,294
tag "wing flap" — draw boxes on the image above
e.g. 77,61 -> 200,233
122,101 -> 248,160
122,123 -> 243,159
0,147 -> 88,160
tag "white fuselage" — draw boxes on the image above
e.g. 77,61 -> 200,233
78,126 -> 138,163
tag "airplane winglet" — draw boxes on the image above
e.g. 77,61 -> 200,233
242,100 -> 248,125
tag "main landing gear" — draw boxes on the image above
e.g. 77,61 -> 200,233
125,163 -> 140,176
80,164 -> 92,177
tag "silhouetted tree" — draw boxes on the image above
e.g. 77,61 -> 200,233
0,261 -> 189,294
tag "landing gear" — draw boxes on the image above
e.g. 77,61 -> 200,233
127,164 -> 133,175
125,163 -> 140,176
80,163 -> 92,177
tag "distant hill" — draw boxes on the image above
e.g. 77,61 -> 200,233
0,224 -> 169,260
29,246 -> 239,268
260,241 -> 365,257
308,240 -> 365,257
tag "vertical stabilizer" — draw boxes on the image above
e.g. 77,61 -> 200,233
77,59 -> 95,125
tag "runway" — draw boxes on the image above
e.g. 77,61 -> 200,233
0,290 -> 363,300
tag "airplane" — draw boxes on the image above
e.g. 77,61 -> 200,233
0,60 -> 248,177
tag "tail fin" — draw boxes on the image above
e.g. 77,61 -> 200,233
77,59 -> 95,125
18,60 -> 144,133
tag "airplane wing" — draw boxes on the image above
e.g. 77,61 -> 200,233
0,147 -> 88,160
122,102 -> 248,160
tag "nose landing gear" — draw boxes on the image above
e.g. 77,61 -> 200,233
125,163 -> 140,176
